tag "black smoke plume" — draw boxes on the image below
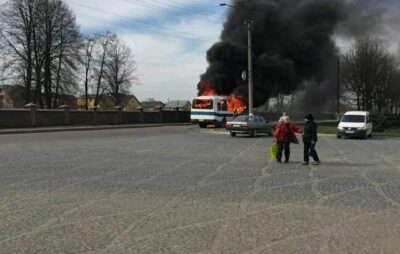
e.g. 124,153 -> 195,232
198,0 -> 400,111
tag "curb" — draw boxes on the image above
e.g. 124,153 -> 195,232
0,123 -> 194,135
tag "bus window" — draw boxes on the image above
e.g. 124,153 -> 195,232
192,99 -> 213,109
220,100 -> 228,111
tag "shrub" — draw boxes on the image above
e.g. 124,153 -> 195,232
371,113 -> 400,130
373,123 -> 385,132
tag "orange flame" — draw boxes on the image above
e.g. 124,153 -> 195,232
200,82 -> 217,96
194,99 -> 213,109
198,81 -> 247,113
228,95 -> 247,113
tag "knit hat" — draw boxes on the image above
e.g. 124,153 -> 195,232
305,114 -> 314,121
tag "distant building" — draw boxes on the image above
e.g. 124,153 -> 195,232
77,95 -> 96,110
0,85 -> 78,109
120,94 -> 141,111
56,94 -> 78,109
164,100 -> 191,111
77,94 -> 141,111
0,85 -> 25,108
141,101 -> 165,111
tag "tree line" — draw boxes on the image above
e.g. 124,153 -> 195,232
0,0 -> 136,109
342,37 -> 400,115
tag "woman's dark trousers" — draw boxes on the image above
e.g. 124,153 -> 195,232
304,141 -> 320,162
277,141 -> 290,162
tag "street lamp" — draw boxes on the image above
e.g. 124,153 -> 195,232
220,3 -> 254,116
219,3 -> 234,7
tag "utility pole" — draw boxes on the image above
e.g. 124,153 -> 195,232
220,3 -> 255,116
337,57 -> 340,117
245,20 -> 254,116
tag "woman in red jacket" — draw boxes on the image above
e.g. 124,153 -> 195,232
273,116 -> 302,163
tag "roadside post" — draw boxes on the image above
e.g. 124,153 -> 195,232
24,103 -> 37,127
59,104 -> 70,125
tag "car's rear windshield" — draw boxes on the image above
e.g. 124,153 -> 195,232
234,116 -> 258,122
192,99 -> 213,109
341,115 -> 365,123
234,116 -> 250,122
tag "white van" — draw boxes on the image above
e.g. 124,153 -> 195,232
337,111 -> 372,139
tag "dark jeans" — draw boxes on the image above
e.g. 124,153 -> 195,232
304,141 -> 320,162
277,141 -> 290,162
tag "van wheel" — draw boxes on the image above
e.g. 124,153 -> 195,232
363,132 -> 368,139
368,133 -> 372,138
337,134 -> 341,139
230,132 -> 236,137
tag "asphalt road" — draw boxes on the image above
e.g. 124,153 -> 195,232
1,126 -> 400,253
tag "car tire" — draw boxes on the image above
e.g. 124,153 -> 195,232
230,132 -> 236,137
337,134 -> 341,139
198,123 -> 207,128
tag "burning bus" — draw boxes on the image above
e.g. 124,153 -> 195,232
191,95 -> 233,128
191,95 -> 247,128
192,82 -> 247,128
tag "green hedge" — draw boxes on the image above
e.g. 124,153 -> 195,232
371,113 -> 400,132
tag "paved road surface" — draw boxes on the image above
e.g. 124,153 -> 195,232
1,126 -> 400,253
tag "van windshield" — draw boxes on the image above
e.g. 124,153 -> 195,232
341,115 -> 365,123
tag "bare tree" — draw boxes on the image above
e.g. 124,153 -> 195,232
92,31 -> 114,106
0,0 -> 81,108
0,0 -> 38,103
342,37 -> 399,113
80,35 -> 95,110
103,35 -> 137,106
51,1 -> 80,108
387,71 -> 400,115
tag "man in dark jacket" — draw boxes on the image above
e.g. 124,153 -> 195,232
302,114 -> 320,165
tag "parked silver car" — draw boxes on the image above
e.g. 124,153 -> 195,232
226,115 -> 274,137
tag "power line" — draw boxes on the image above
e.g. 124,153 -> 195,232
76,12 -> 216,43
135,0 -> 224,20
167,0 -> 218,15
150,0 -> 223,18
66,1 -> 217,43
123,0 -> 224,22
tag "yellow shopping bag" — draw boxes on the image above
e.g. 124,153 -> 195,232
270,143 -> 278,160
